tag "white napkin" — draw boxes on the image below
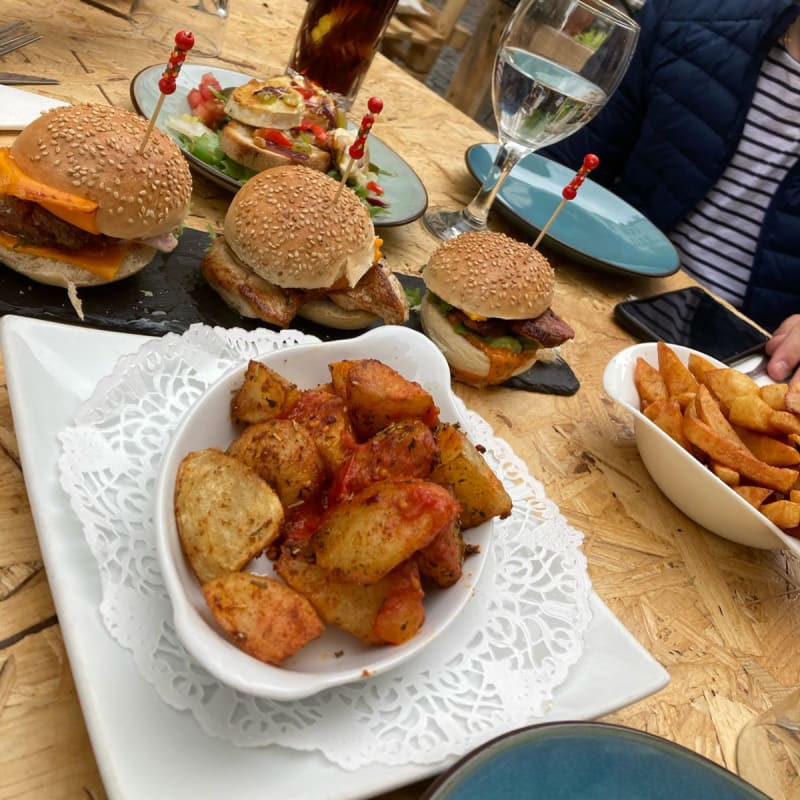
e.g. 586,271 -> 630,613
0,85 -> 68,131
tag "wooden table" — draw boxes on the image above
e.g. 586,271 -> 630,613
1,1 -> 799,798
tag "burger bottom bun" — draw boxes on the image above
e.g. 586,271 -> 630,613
419,295 -> 539,388
297,299 -> 379,331
0,242 -> 156,288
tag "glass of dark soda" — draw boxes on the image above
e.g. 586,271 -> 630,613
288,0 -> 399,110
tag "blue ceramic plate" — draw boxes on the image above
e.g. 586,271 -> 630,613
423,722 -> 768,800
466,143 -> 680,277
130,64 -> 428,228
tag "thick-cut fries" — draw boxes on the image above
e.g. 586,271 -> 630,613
633,343 -> 800,535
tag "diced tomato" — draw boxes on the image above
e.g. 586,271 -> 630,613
187,88 -> 203,109
187,72 -> 227,130
367,180 -> 384,196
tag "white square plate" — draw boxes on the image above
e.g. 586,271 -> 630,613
1,315 -> 669,800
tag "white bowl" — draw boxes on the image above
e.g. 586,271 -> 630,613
603,342 -> 800,553
153,326 -> 493,700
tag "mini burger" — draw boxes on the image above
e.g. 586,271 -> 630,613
419,231 -> 575,387
201,164 -> 408,329
0,104 -> 192,317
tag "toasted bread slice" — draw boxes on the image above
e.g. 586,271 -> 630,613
219,120 -> 331,173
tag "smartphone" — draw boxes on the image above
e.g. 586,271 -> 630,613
614,287 -> 769,364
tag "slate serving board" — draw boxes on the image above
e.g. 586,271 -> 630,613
0,228 -> 579,395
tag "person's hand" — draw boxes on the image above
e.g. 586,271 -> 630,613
764,314 -> 800,383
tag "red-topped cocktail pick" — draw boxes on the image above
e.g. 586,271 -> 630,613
334,96 -> 383,202
138,30 -> 195,154
532,153 -> 600,249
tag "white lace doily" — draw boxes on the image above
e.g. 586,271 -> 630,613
57,324 -> 592,770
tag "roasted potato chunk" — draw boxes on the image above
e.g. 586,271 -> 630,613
174,448 -> 283,584
329,358 -> 439,440
430,423 -> 512,529
231,360 -> 304,424
331,420 -> 438,502
415,521 -> 465,588
311,479 -> 461,584
276,550 -> 425,645
281,388 -> 356,475
227,418 -> 328,507
203,571 -> 323,665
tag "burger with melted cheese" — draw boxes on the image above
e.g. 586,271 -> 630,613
201,164 -> 408,330
0,104 -> 192,316
419,231 -> 575,387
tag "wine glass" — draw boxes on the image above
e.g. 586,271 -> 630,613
423,0 -> 639,241
736,688 -> 800,799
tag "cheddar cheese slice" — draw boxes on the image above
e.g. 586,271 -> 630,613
0,147 -> 100,234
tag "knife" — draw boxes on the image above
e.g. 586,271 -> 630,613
0,72 -> 60,85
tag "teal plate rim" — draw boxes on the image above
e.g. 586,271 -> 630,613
421,720 -> 770,800
466,143 -> 680,278
130,64 -> 429,229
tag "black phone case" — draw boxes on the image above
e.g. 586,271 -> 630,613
613,288 -> 768,365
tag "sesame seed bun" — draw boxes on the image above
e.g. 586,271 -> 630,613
423,231 -> 554,320
223,165 -> 375,290
420,232 -> 557,388
10,104 -> 192,240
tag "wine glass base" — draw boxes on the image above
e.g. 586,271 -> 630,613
421,208 -> 488,241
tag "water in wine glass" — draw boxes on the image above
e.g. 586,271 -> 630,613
422,0 -> 639,243
495,47 -> 607,152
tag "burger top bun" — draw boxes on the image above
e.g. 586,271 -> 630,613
10,104 -> 192,241
223,165 -> 375,291
424,231 -> 555,320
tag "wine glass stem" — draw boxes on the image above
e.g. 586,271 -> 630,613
463,141 -> 526,228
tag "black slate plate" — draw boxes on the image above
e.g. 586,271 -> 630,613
0,228 -> 579,394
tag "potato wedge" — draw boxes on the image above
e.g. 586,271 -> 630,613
228,418 -> 328,507
703,367 -> 759,412
202,571 -> 323,665
732,485 -> 774,508
310,479 -> 461,584
231,360 -> 304,425
174,448 -> 283,584
694,385 -> 745,447
430,422 -> 512,529
761,500 -> 800,529
329,358 -> 439,440
657,341 -> 699,402
643,397 -> 689,449
711,462 -> 740,486
733,427 -> 800,467
634,357 -> 668,409
728,394 -> 777,434
276,549 -> 425,645
682,414 -> 798,493
759,382 -> 789,411
687,352 -> 718,383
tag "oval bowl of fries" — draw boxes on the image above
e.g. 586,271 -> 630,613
604,341 -> 800,553
153,325 -> 512,700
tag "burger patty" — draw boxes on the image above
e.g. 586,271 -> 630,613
0,196 -> 110,251
458,307 -> 575,348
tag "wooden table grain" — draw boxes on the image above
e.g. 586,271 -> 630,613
1,1 -> 799,799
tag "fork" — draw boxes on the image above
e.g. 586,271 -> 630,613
0,22 -> 41,57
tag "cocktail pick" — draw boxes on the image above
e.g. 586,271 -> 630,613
138,30 -> 195,155
532,154 -> 600,249
334,96 -> 384,202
